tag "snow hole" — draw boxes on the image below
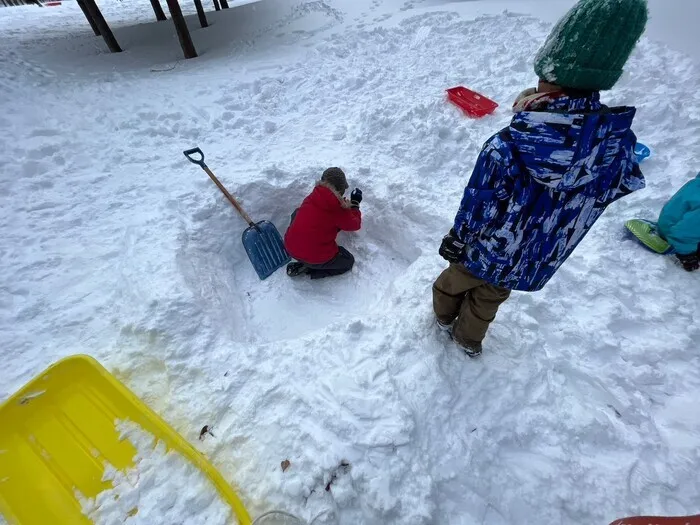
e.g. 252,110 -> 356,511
177,178 -> 420,343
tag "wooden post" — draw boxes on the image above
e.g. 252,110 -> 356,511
193,0 -> 208,28
149,0 -> 167,21
212,0 -> 220,11
77,0 -> 100,35
165,0 -> 197,59
219,0 -> 228,8
82,0 -> 122,53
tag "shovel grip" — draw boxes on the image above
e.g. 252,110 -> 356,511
183,147 -> 206,167
184,147 -> 256,226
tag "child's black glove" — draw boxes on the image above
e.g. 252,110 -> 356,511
350,188 -> 363,208
676,252 -> 699,272
439,229 -> 466,263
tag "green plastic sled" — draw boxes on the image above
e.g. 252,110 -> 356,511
625,219 -> 674,254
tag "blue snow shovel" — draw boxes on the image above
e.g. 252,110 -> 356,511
184,147 -> 290,280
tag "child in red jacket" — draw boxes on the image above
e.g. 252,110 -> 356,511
284,167 -> 363,279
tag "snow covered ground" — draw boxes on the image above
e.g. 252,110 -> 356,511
79,421 -> 236,525
1,0 -> 699,524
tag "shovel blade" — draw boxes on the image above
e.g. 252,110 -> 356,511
242,220 -> 291,280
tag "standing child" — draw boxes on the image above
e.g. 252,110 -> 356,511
285,167 -> 363,279
657,173 -> 700,271
433,0 -> 648,357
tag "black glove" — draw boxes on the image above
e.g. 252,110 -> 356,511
676,252 -> 699,272
350,188 -> 363,208
439,228 -> 466,263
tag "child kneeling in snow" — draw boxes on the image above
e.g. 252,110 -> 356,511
284,167 -> 363,279
657,173 -> 700,272
433,0 -> 648,357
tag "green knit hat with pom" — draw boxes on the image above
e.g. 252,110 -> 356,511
534,0 -> 648,91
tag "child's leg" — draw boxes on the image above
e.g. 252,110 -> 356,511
307,247 -> 355,279
453,282 -> 511,345
432,263 -> 476,325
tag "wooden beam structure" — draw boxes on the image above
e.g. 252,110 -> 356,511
219,0 -> 229,8
165,0 -> 197,59
149,0 -> 167,21
193,0 -> 208,28
82,0 -> 122,53
77,0 -> 100,36
212,0 -> 220,11
71,0 -> 209,58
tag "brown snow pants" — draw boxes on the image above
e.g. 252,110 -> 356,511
432,263 -> 511,344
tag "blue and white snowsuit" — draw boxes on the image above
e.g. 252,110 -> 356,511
454,92 -> 645,291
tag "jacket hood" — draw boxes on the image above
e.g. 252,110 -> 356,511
509,94 -> 638,191
308,182 -> 348,211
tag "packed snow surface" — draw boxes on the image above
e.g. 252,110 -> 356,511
79,421 -> 236,525
1,0 -> 699,524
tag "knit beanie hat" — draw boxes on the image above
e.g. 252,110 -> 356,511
321,167 -> 348,194
534,0 -> 648,91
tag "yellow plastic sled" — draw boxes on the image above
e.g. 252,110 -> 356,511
0,355 -> 251,525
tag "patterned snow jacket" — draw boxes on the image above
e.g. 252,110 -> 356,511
454,92 -> 645,292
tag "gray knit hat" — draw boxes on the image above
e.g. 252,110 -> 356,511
321,167 -> 348,194
534,0 -> 648,91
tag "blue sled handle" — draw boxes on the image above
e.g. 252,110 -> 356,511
183,147 -> 206,167
634,142 -> 650,162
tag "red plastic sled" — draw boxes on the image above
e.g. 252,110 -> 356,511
609,515 -> 700,525
446,86 -> 498,118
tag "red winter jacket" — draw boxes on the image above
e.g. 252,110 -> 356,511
284,183 -> 362,264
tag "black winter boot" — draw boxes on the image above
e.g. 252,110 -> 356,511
458,339 -> 483,358
676,253 -> 699,272
286,262 -> 309,277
